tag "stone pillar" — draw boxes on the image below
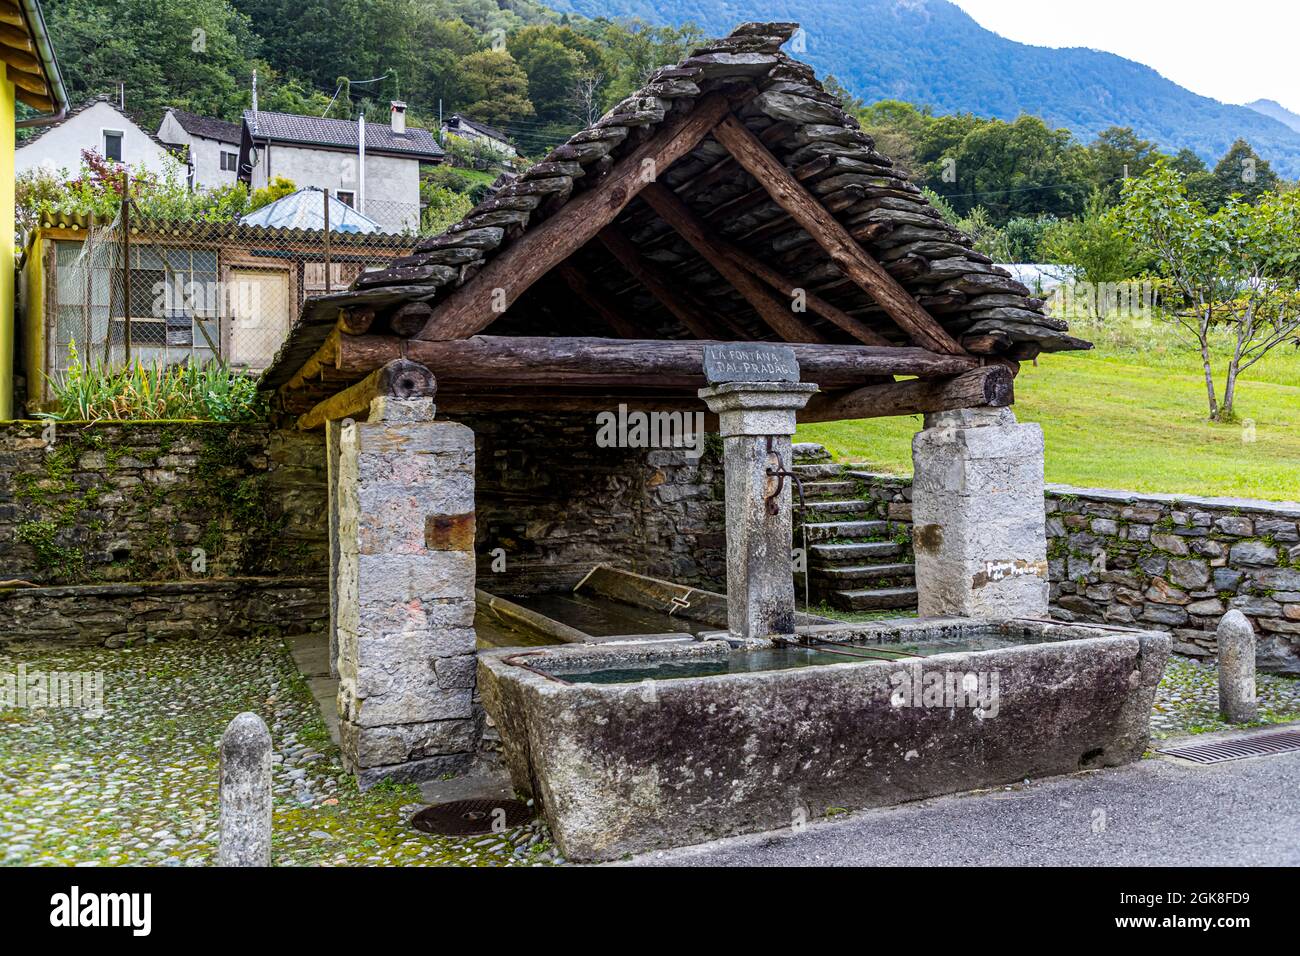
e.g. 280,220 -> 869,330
911,406 -> 1049,618
699,382 -> 818,643
325,419 -> 343,678
332,396 -> 478,787
1217,609 -> 1257,723
218,712 -> 272,867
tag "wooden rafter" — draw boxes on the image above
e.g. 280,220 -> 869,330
297,359 -> 436,430
640,182 -> 891,347
413,93 -> 744,342
596,225 -> 729,338
639,182 -> 824,344
712,114 -> 967,356
556,262 -> 650,338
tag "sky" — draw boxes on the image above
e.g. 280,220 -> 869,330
953,0 -> 1300,114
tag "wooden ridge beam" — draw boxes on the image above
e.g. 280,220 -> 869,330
414,92 -> 745,342
330,334 -> 980,388
639,182 -> 824,344
712,114 -> 967,356
801,365 -> 1013,423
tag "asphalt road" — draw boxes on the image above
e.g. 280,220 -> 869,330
628,741 -> 1300,866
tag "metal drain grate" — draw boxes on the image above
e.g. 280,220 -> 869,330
1158,729 -> 1300,765
410,798 -> 532,836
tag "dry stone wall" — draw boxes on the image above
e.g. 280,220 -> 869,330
0,421 -> 329,645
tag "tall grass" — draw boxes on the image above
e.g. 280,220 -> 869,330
41,343 -> 266,422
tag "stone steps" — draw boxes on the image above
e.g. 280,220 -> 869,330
813,562 -> 916,587
808,540 -> 904,562
793,442 -> 917,613
801,498 -> 874,516
799,519 -> 891,543
831,585 -> 920,612
800,479 -> 859,499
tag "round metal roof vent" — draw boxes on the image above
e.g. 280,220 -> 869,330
410,798 -> 533,836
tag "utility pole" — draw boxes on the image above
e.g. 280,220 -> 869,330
358,113 -> 366,215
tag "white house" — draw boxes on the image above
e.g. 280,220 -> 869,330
156,108 -> 243,190
441,113 -> 517,159
16,95 -> 177,179
237,102 -> 444,234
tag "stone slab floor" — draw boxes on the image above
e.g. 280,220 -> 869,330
0,635 -> 555,867
0,633 -> 1296,867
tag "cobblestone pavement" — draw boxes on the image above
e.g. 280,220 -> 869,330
0,635 -> 556,867
0,636 -> 1295,866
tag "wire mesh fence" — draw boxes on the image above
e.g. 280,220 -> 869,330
37,190 -> 417,395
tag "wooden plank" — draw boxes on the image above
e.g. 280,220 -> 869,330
801,365 -> 1013,423
296,358 -> 436,430
331,334 -> 980,387
597,225 -> 726,338
639,182 -> 824,344
0,24 -> 34,52
415,93 -> 744,342
712,114 -> 967,356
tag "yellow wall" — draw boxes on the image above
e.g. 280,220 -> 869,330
0,64 -> 14,420
22,233 -> 45,409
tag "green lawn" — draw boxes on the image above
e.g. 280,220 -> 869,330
798,318 -> 1300,501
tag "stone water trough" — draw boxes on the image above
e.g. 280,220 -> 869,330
480,616 -> 1170,861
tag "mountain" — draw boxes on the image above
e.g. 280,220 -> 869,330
544,0 -> 1300,176
1245,99 -> 1300,135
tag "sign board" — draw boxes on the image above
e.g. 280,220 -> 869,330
702,344 -> 800,384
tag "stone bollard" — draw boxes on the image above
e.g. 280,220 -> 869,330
218,712 -> 273,866
1217,610 -> 1257,724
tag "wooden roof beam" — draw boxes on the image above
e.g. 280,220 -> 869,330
801,365 -> 1013,423
556,262 -> 653,339
330,335 -> 981,388
413,92 -> 745,342
711,114 -> 968,356
596,225 -> 730,338
640,182 -> 891,347
639,182 -> 824,344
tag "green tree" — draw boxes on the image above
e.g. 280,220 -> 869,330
453,49 -> 534,125
508,25 -> 606,125
1209,138 -> 1280,209
1039,191 -> 1146,320
1118,161 -> 1300,420
1085,126 -> 1160,204
45,0 -> 257,125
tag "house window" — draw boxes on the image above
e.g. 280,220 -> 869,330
220,150 -> 239,172
336,190 -> 355,208
103,130 -> 124,162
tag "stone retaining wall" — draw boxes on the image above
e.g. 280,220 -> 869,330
1,421 -> 330,646
0,577 -> 327,647
850,471 -> 1300,674
0,421 -> 328,584
1045,486 -> 1300,673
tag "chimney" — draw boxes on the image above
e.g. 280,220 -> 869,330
390,100 -> 407,136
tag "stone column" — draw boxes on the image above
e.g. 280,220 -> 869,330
218,712 -> 272,867
911,406 -> 1049,618
332,396 -> 478,787
1217,609 -> 1257,723
699,382 -> 818,643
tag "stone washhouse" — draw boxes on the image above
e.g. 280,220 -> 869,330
258,21 -> 1103,792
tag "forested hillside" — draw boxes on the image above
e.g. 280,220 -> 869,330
37,0 -> 702,156
544,0 -> 1300,176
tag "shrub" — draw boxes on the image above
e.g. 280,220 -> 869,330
40,342 -> 266,422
